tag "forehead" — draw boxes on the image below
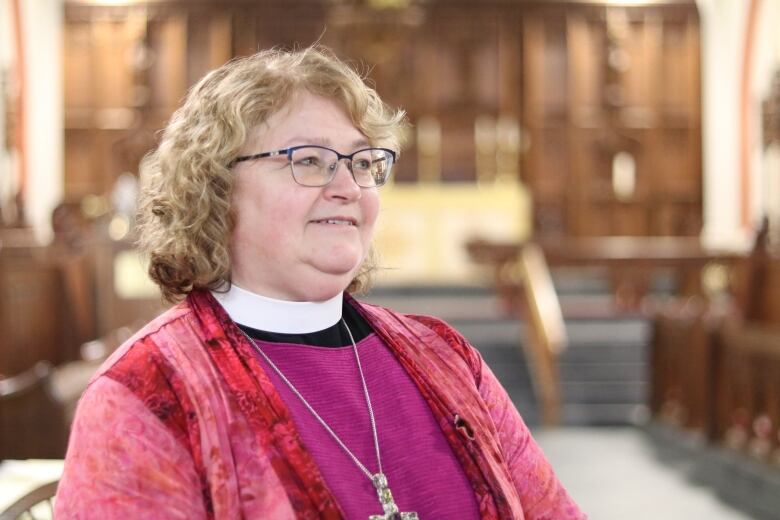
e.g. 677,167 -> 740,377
246,92 -> 367,150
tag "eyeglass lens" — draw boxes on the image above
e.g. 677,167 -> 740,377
290,147 -> 393,187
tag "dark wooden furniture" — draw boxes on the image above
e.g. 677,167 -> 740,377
648,220 -> 776,434
650,300 -> 719,433
0,219 -> 100,374
0,232 -> 63,376
715,321 -> 780,464
647,219 -> 780,465
0,362 -> 68,460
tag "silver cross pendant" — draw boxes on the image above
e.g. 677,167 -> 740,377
368,473 -> 419,520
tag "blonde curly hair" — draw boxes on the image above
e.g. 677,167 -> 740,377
136,46 -> 407,302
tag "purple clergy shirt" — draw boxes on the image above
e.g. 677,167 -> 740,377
252,333 -> 481,519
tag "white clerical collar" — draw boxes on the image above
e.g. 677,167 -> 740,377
212,284 -> 343,334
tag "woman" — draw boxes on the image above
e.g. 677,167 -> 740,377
56,47 -> 585,519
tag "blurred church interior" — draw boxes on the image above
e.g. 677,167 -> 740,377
1,0 -> 780,518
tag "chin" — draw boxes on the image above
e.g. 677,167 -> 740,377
310,250 -> 363,275
304,263 -> 360,293
300,276 -> 354,301
317,266 -> 360,284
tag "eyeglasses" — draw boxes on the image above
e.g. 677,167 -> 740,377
232,145 -> 396,188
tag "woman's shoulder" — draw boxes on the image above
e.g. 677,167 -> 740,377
351,298 -> 483,381
75,301 -> 200,438
352,298 -> 463,340
88,300 -> 195,386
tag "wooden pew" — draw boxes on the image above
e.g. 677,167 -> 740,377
0,230 -> 63,376
648,216 -> 780,467
713,222 -> 780,457
716,321 -> 780,464
651,299 -> 720,434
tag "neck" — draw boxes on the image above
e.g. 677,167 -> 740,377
212,283 -> 343,334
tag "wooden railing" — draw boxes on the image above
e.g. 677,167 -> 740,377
468,240 -> 567,426
468,236 -> 742,311
466,235 -> 745,427
516,244 -> 568,426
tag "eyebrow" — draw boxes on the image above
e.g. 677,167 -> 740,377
283,136 -> 372,149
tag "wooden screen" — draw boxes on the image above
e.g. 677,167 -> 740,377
521,2 -> 701,237
63,0 -> 701,238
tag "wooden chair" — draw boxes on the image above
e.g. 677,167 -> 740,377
0,363 -> 68,460
0,480 -> 58,520
516,243 -> 568,426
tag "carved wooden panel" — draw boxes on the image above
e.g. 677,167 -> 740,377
521,2 -> 701,237
147,16 -> 188,110
62,0 -> 701,238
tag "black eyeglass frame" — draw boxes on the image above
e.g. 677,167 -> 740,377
231,144 -> 397,188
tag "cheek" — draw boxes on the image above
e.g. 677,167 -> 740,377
361,193 -> 380,241
255,198 -> 300,246
233,184 -> 294,248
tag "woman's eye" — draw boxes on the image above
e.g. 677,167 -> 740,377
354,159 -> 371,170
296,156 -> 320,167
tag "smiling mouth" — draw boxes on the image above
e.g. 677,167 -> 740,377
311,219 -> 357,226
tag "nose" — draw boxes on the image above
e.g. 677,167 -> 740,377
324,159 -> 361,200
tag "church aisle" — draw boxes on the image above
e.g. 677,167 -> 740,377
534,427 -> 755,520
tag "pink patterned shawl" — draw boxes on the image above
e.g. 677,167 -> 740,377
55,290 -> 585,519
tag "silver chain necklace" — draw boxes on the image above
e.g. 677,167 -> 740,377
239,319 -> 419,520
